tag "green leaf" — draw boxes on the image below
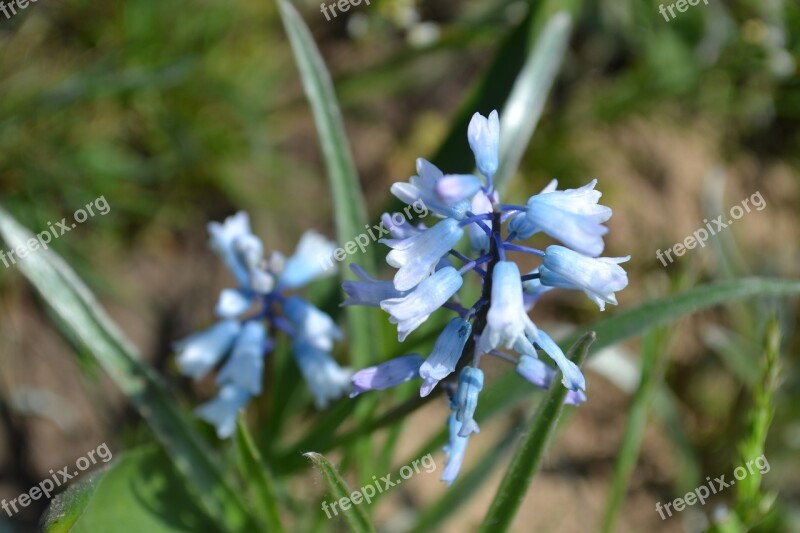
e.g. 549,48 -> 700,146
235,416 -> 284,532
42,446 -> 215,533
601,326 -> 671,533
480,332 -> 596,532
274,0 -> 378,365
0,206 -> 255,531
303,452 -> 375,533
494,11 -> 573,191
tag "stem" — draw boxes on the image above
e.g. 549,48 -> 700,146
503,243 -> 545,256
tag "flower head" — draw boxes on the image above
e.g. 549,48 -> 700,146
279,230 -> 338,289
343,109 -> 627,484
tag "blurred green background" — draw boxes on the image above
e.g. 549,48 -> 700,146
1,0 -> 798,531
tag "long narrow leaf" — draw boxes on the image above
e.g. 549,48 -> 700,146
0,206 -> 255,531
235,417 -> 284,532
494,11 -> 573,191
480,332 -> 596,531
304,452 -> 375,533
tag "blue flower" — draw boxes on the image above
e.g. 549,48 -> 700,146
279,230 -> 338,289
531,329 -> 586,392
292,339 -> 352,409
208,212 -> 257,288
283,296 -> 342,351
215,288 -> 253,318
540,245 -> 630,310
175,319 -> 241,380
350,354 -> 423,397
381,266 -> 463,341
342,264 -> 408,307
478,261 -> 538,355
467,110 -> 500,179
435,174 -> 483,204
391,158 -> 472,219
419,318 -> 472,397
342,109 -> 627,483
217,321 -> 267,395
510,180 -> 612,257
517,354 -> 586,405
195,384 -> 251,439
441,412 -> 470,487
384,218 -> 464,291
453,366 -> 483,437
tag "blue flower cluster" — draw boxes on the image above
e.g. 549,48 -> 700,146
174,212 -> 351,438
347,110 -> 630,485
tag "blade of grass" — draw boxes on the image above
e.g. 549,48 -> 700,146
304,452 -> 376,533
235,416 -> 284,532
493,11 -> 573,192
601,326 -> 671,533
275,0 -> 381,486
480,332 -> 596,532
0,206 -> 255,531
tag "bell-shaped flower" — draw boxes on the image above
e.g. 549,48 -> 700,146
467,110 -> 500,179
384,218 -> 464,291
217,321 -> 267,395
292,339 -> 352,409
175,319 -> 241,380
540,245 -> 630,311
435,174 -> 483,204
342,264 -> 407,307
350,354 -> 424,397
391,158 -> 471,219
195,384 -> 251,439
380,266 -> 463,341
511,179 -> 612,257
517,354 -> 586,405
419,318 -> 472,397
441,412 -> 470,486
478,261 -> 538,356
283,296 -> 342,351
453,366 -> 484,437
468,190 -> 493,254
208,212 -> 255,288
529,328 -> 586,392
279,230 -> 338,289
215,288 -> 254,318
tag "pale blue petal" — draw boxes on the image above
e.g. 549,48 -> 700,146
419,318 -> 472,397
215,289 -> 253,318
195,384 -> 250,439
292,340 -> 352,409
350,354 -> 423,397
279,230 -> 339,289
342,264 -> 407,307
467,110 -> 500,178
217,321 -> 266,395
175,319 -> 241,380
380,267 -> 463,341
441,413 -> 470,486
384,218 -> 464,291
